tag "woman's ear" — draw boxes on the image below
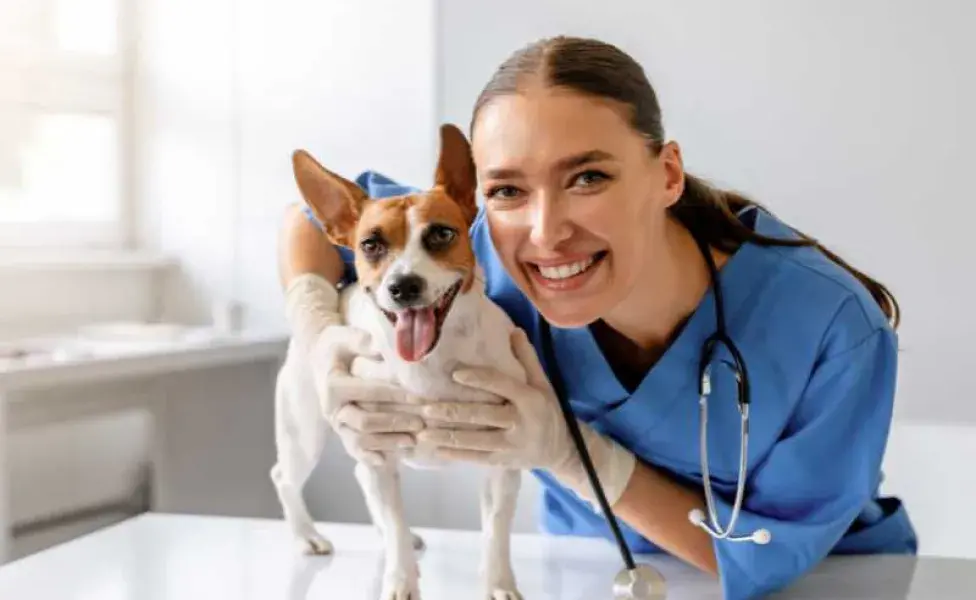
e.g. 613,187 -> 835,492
434,124 -> 479,225
292,150 -> 368,247
658,141 -> 685,208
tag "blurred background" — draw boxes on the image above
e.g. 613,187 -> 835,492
0,0 -> 972,565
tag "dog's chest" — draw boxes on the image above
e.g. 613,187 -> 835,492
387,329 -> 492,401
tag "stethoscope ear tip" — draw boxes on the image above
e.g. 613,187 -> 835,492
751,529 -> 772,545
688,508 -> 772,545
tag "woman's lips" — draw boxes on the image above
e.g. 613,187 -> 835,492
524,251 -> 608,292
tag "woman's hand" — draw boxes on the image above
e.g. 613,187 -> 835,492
309,324 -> 428,466
417,329 -> 637,507
286,274 -> 426,465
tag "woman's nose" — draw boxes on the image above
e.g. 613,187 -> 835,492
528,195 -> 573,250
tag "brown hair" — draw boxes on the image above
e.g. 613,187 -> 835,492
470,36 -> 900,328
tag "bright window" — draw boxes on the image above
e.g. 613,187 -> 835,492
0,0 -> 129,248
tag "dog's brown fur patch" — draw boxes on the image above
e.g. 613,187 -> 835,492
353,197 -> 410,291
409,191 -> 477,292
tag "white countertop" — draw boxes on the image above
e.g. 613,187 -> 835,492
0,513 -> 971,599
0,328 -> 288,393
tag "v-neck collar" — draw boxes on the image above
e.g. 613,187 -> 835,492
541,206 -> 782,422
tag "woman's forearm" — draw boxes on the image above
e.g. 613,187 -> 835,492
278,203 -> 346,289
611,460 -> 719,575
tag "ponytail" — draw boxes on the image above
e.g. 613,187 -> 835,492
671,174 -> 901,329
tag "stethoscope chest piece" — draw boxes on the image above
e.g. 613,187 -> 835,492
613,565 -> 667,599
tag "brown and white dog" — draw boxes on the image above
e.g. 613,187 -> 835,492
272,125 -> 526,600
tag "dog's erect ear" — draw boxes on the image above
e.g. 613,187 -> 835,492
434,124 -> 478,225
292,150 -> 367,247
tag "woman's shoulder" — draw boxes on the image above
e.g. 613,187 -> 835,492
735,207 -> 896,357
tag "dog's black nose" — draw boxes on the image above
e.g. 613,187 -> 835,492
388,274 -> 426,305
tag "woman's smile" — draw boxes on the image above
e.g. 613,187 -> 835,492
523,250 -> 609,292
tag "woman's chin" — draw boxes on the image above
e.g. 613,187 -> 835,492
533,300 -> 603,330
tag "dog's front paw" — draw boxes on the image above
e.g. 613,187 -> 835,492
380,571 -> 421,600
411,532 -> 425,551
487,589 -> 522,600
296,530 -> 333,555
484,569 -> 521,600
485,582 -> 522,600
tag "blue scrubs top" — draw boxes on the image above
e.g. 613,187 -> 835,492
305,171 -> 918,600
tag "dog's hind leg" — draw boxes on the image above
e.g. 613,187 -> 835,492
481,468 -> 522,600
355,461 -> 421,600
271,371 -> 332,555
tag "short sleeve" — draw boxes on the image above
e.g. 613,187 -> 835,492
301,205 -> 357,287
708,322 -> 899,599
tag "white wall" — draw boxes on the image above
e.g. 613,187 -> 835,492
133,0 -> 239,327
437,0 -> 976,425
882,423 -> 976,559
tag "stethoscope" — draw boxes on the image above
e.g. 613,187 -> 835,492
538,228 -> 771,600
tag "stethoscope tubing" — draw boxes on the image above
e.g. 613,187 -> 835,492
540,317 -> 638,571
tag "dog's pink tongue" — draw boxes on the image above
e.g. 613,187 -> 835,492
394,307 -> 437,362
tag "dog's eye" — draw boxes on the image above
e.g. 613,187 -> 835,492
423,225 -> 457,251
360,235 -> 387,260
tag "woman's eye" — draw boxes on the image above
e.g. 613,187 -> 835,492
486,185 -> 521,200
572,170 -> 609,188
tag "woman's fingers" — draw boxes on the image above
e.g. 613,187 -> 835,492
350,355 -> 394,383
358,401 -> 427,416
431,448 -> 499,465
448,381 -> 507,404
327,371 -> 416,404
332,325 -> 378,358
320,326 -> 378,371
422,402 -> 517,428
336,424 -> 415,451
451,331 -> 550,404
335,404 -> 424,433
451,366 -> 527,402
416,428 -> 509,452
510,328 -> 551,391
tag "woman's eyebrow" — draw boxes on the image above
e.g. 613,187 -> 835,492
554,149 -> 615,172
483,167 -> 523,180
484,150 -> 616,181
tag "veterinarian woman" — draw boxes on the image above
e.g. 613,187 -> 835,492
277,36 -> 917,599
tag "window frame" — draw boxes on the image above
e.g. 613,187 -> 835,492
0,0 -> 135,250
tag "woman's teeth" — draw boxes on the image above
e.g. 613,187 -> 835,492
537,257 -> 596,280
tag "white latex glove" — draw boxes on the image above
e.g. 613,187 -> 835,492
416,328 -> 637,508
285,273 -> 424,464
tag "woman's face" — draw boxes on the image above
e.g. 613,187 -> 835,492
471,87 -> 684,328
